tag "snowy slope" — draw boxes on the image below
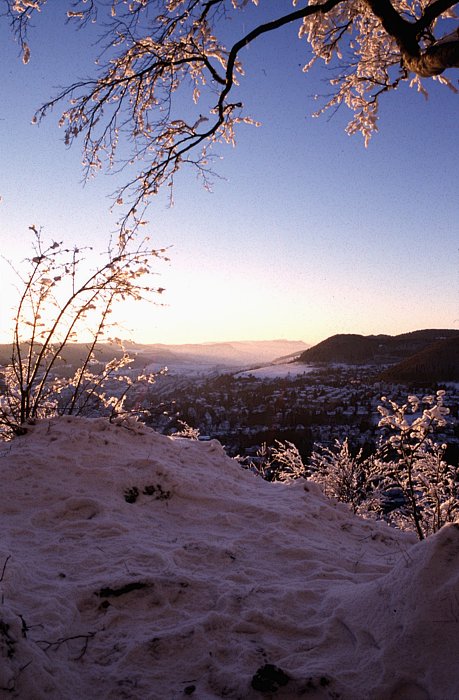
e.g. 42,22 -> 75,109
1,417 -> 458,699
235,363 -> 316,379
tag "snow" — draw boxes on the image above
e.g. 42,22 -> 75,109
138,340 -> 310,376
235,363 -> 316,379
1,416 -> 458,699
145,360 -> 233,377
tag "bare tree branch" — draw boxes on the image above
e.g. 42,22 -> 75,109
3,0 -> 458,216
365,0 -> 459,76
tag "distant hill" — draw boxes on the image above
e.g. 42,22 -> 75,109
0,342 -> 143,376
297,329 -> 459,372
298,334 -> 384,364
138,339 -> 309,366
379,336 -> 459,383
0,339 -> 309,373
272,350 -> 308,364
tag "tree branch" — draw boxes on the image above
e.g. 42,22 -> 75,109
219,0 -> 344,118
6,0 -> 457,214
415,0 -> 459,35
365,0 -> 459,76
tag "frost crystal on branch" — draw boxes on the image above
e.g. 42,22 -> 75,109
373,391 -> 457,538
253,391 -> 457,540
0,228 -> 167,439
4,0 -> 457,214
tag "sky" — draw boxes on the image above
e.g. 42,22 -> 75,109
0,3 -> 458,347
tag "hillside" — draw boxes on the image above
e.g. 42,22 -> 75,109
0,343 -> 135,370
137,339 -> 309,367
379,335 -> 459,383
1,416 -> 459,698
297,329 -> 459,369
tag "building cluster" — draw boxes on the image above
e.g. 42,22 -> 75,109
139,366 -> 459,462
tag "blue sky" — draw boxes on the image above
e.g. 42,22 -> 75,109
0,3 -> 458,345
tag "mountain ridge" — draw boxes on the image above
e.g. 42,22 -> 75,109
0,339 -> 309,371
296,329 -> 459,382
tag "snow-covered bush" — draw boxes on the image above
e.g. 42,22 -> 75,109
309,439 -> 380,516
267,440 -> 307,481
171,420 -> 200,440
240,441 -> 307,482
0,228 -> 165,440
258,392 -> 457,540
375,391 -> 458,539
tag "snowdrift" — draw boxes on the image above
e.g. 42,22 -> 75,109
1,416 -> 458,699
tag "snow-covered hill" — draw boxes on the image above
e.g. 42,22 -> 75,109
1,417 -> 458,699
234,363 -> 316,380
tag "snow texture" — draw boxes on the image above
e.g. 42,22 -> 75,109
1,416 -> 458,699
235,364 -> 316,379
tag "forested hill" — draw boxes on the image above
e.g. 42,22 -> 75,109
297,329 -> 459,369
379,335 -> 459,383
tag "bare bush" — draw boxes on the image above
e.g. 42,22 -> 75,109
0,227 -> 167,439
255,391 -> 458,539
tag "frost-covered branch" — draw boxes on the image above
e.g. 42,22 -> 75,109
3,0 -> 458,216
0,227 -> 167,439
254,391 -> 458,539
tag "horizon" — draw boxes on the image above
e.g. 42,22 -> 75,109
1,326 -> 457,351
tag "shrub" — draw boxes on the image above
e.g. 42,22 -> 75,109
309,439 -> 379,516
374,391 -> 458,539
256,392 -> 458,540
0,227 -> 166,439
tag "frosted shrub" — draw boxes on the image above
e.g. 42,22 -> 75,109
171,420 -> 200,440
268,440 -> 307,482
239,441 -> 306,481
258,437 -> 377,511
309,439 -> 379,516
258,392 -> 457,540
375,391 -> 458,539
0,228 -> 166,440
